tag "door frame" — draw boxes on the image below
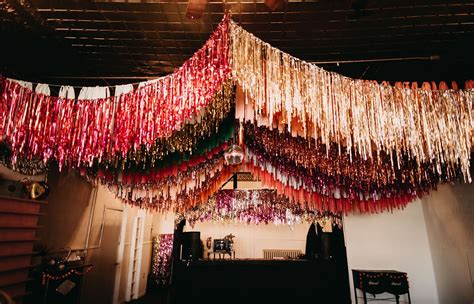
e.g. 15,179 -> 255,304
125,209 -> 146,301
112,205 -> 127,304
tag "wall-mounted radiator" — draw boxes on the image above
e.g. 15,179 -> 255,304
263,249 -> 302,260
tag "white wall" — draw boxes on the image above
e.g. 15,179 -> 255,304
186,221 -> 310,258
422,183 -> 474,304
152,211 -> 175,235
344,199 -> 439,304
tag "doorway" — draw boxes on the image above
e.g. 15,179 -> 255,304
81,207 -> 124,304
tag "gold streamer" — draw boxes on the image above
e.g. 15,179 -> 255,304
230,21 -> 473,182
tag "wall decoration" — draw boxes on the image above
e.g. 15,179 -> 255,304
151,234 -> 174,285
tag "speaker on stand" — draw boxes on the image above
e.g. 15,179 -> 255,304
181,232 -> 202,261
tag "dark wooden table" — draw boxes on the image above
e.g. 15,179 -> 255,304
207,250 -> 235,260
352,269 -> 411,304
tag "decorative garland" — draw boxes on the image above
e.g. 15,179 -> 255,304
100,155 -> 235,211
177,189 -> 342,227
0,15 -> 230,170
359,272 -> 409,290
151,234 -> 174,286
42,265 -> 93,285
77,83 -> 236,172
231,21 -> 473,183
0,13 -> 471,216
243,123 -> 444,200
94,143 -> 229,186
0,143 -> 47,176
243,161 -> 415,214
114,166 -> 234,212
103,81 -> 235,168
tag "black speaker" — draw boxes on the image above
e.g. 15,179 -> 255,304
181,232 -> 202,260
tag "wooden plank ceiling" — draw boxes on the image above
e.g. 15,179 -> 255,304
1,0 -> 473,86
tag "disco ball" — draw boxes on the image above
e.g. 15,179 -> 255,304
224,145 -> 244,165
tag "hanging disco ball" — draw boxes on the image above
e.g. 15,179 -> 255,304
224,145 -> 244,165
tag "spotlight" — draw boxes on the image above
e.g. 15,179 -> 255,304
186,0 -> 208,20
264,0 -> 287,11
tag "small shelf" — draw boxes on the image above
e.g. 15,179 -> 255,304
0,238 -> 40,243
0,195 -> 47,204
0,194 -> 46,304
0,225 -> 43,229
0,210 -> 44,216
0,278 -> 34,288
0,264 -> 40,273
0,251 -> 39,258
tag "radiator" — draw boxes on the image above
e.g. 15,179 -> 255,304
263,249 -> 302,260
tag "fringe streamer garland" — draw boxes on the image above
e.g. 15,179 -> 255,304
243,123 -> 448,202
177,189 -> 342,227
93,82 -> 235,169
243,161 -> 415,214
91,142 -> 236,211
0,13 -> 472,215
230,21 -> 473,183
0,14 -> 230,170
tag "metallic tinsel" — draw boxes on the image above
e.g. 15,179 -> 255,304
177,189 -> 342,227
230,21 -> 473,183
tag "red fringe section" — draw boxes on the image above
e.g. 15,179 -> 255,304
244,162 -> 416,215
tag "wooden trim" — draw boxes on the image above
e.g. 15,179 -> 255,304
0,225 -> 43,229
0,278 -> 34,288
0,264 -> 40,273
0,251 -> 39,258
0,210 -> 45,216
0,196 -> 47,204
0,238 -> 40,243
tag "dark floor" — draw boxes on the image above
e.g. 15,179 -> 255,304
131,288 -> 168,304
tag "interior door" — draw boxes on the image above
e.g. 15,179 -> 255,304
82,207 -> 123,304
100,208 -> 123,303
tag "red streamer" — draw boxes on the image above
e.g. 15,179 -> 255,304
244,162 -> 416,215
0,15 -> 231,171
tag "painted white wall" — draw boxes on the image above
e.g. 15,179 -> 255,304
186,221 -> 310,258
421,183 -> 474,304
343,199 -> 439,304
152,211 -> 175,235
